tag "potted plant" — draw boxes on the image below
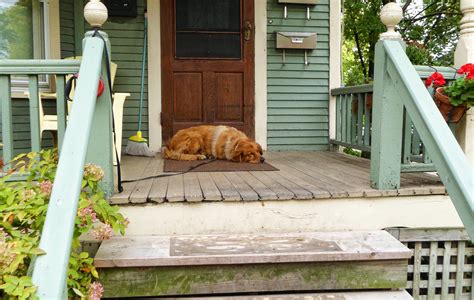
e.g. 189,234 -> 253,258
426,64 -> 474,123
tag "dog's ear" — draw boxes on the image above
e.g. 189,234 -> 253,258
231,142 -> 243,162
257,143 -> 263,155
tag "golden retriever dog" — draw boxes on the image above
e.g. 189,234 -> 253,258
163,125 -> 264,163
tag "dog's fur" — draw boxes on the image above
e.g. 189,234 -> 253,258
163,125 -> 264,163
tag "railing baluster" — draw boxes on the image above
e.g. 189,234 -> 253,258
28,75 -> 41,152
357,93 -> 363,146
402,110 -> 412,164
336,95 -> 341,142
346,95 -> 352,143
341,95 -> 347,142
0,75 -> 13,169
364,92 -> 371,147
55,75 -> 67,150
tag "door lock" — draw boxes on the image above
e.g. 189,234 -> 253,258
244,21 -> 252,41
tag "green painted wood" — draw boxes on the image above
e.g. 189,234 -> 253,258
363,93 -> 371,147
379,40 -> 474,239
98,260 -> 407,298
0,75 -> 13,167
55,75 -> 66,150
370,40 -> 404,190
341,95 -> 347,142
331,84 -> 373,96
266,0 -> 330,150
357,94 -> 363,145
336,96 -> 341,141
400,163 -> 436,173
28,75 -> 41,152
73,0 -> 84,56
85,31 -> 114,198
402,112 -> 412,164
31,36 -> 106,299
60,0 -> 76,58
0,60 -> 81,74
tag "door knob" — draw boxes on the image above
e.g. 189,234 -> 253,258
244,21 -> 252,41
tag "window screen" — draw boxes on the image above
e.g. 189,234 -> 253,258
175,0 -> 241,59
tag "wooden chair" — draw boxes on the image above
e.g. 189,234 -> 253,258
30,57 -> 129,164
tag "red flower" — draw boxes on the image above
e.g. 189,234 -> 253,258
457,63 -> 474,76
425,72 -> 446,87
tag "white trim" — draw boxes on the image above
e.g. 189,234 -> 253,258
147,1 -> 267,150
119,195 -> 463,236
147,0 -> 162,152
329,0 -> 342,140
254,0 -> 267,150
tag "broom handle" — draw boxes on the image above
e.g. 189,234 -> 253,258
138,11 -> 147,132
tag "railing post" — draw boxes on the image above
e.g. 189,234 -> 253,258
370,3 -> 405,189
454,0 -> 474,164
83,0 -> 115,197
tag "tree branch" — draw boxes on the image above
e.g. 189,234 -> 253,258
411,11 -> 462,23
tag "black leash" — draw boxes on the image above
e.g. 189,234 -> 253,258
92,28 -> 124,192
121,158 -> 217,183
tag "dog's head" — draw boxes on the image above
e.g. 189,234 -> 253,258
232,139 -> 264,163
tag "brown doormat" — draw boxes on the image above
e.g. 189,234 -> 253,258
163,159 -> 279,172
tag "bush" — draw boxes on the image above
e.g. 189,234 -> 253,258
0,150 -> 128,299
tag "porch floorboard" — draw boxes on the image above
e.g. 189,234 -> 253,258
112,151 -> 445,204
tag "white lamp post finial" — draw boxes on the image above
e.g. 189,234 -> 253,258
379,2 -> 403,40
84,0 -> 108,28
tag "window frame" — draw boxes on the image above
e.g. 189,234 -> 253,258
9,0 -> 53,94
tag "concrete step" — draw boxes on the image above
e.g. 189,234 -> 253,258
155,291 -> 413,299
94,230 -> 411,298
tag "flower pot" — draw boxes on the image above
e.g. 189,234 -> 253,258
434,87 -> 469,123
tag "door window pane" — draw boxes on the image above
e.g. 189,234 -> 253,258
176,0 -> 240,32
176,33 -> 241,59
0,0 -> 34,59
175,0 -> 241,59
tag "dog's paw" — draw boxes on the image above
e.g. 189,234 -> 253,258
196,154 -> 207,160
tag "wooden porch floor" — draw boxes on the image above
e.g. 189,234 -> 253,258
111,151 -> 445,204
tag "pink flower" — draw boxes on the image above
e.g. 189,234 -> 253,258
93,224 -> 113,240
84,164 -> 105,181
38,180 -> 53,195
88,282 -> 104,300
21,189 -> 37,200
78,205 -> 97,224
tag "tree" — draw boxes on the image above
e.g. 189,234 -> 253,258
342,0 -> 462,85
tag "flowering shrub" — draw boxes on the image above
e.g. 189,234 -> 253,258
0,150 -> 128,299
444,63 -> 474,107
426,63 -> 474,107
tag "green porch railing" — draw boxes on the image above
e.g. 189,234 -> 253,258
330,66 -> 457,173
371,39 -> 473,239
2,33 -> 115,298
0,60 -> 81,169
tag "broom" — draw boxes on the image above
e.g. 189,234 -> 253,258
124,10 -> 154,157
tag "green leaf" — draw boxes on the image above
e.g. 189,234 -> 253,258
72,287 -> 85,297
79,252 -> 89,259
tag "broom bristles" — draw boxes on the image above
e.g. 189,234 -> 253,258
124,140 -> 155,157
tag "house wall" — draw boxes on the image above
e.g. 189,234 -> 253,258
266,0 -> 330,151
60,0 -> 149,150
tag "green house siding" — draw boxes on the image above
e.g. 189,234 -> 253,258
62,0 -> 149,150
59,0 -> 76,58
267,0 -> 330,151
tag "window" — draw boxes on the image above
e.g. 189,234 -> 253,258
175,0 -> 242,59
0,0 -> 50,89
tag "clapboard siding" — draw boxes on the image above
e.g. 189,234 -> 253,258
84,0 -> 149,148
267,0 -> 330,151
60,0 -> 75,58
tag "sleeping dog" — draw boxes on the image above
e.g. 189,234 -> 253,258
163,125 -> 264,163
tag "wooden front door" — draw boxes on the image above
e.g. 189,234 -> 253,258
161,0 -> 255,142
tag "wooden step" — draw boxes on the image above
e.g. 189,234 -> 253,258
158,291 -> 413,300
94,231 -> 411,298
